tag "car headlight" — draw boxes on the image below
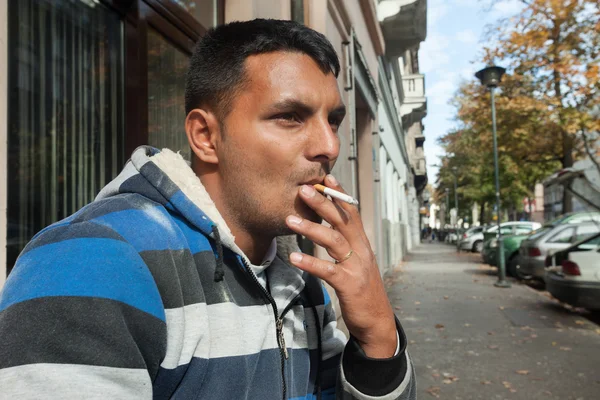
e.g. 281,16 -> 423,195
490,239 -> 498,248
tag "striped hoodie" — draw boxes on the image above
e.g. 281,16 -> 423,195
0,146 -> 415,399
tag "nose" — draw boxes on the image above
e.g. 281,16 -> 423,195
305,118 -> 340,164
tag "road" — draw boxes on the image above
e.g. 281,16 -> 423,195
386,242 -> 600,400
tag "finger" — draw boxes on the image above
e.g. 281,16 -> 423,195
324,174 -> 361,217
286,215 -> 352,261
289,252 -> 342,287
323,174 -> 369,242
299,185 -> 362,244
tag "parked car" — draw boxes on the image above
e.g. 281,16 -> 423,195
458,226 -> 487,252
545,232 -> 600,310
518,219 -> 600,281
481,222 -> 542,274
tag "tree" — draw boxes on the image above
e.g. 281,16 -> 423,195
483,0 -> 600,211
436,71 -> 562,224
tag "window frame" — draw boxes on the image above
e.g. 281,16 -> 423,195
102,0 -> 222,155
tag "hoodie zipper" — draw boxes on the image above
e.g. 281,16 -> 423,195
241,258 -> 301,400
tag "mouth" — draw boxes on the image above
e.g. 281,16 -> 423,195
300,177 -> 326,186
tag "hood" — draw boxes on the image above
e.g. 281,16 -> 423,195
96,146 -> 299,270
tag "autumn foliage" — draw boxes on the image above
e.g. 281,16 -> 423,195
437,0 -> 600,221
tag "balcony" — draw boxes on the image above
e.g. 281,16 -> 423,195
377,0 -> 427,57
400,74 -> 427,126
413,155 -> 427,193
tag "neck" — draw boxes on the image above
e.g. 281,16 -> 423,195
195,165 -> 272,265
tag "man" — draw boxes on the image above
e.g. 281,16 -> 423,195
0,19 -> 415,399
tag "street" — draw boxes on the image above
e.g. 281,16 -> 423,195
386,242 -> 600,400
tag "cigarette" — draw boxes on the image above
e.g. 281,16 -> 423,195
314,184 -> 359,205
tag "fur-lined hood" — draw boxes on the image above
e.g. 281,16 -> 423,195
96,146 -> 299,268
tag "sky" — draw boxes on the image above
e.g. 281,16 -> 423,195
420,0 -> 524,184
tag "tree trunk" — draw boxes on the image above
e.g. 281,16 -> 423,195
551,20 -> 573,214
480,202 -> 485,225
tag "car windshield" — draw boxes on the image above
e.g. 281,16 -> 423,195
548,213 -> 600,225
527,226 -> 553,240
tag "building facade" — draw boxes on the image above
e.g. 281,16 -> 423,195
0,0 -> 428,295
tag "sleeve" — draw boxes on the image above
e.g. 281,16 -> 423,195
0,222 -> 167,399
318,286 -> 416,400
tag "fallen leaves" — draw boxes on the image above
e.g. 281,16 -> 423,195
442,372 -> 459,384
480,380 -> 492,385
516,370 -> 529,375
575,320 -> 586,325
488,344 -> 499,350
414,301 -> 421,305
559,346 -> 572,351
502,381 -> 517,393
435,324 -> 445,329
443,296 -> 449,300
425,386 -> 440,398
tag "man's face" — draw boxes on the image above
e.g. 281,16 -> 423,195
216,51 -> 345,237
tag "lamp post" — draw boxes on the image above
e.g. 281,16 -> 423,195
452,167 -> 459,227
445,188 -> 449,217
476,65 -> 510,288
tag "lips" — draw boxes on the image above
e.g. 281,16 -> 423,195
300,177 -> 326,186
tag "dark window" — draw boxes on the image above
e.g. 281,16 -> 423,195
7,0 -> 125,274
548,227 -> 575,244
575,224 -> 600,242
291,0 -> 305,24
515,225 -> 534,235
6,0 -> 219,276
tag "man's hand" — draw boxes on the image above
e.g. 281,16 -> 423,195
286,174 -> 397,358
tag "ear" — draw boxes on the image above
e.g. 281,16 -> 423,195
186,108 -> 221,165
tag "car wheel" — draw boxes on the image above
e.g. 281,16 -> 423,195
473,241 -> 483,253
507,255 -> 519,278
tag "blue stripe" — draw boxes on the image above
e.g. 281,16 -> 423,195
153,348 -> 329,399
171,216 -> 213,255
0,238 -> 165,321
289,387 -> 335,400
322,284 -> 331,306
168,190 -> 215,235
93,207 -> 186,252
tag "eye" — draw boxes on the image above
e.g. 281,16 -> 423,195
274,113 -> 302,125
329,117 -> 343,132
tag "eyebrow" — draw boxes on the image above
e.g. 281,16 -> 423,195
269,99 -> 346,119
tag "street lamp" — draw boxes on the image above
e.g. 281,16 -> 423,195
444,188 -> 450,216
451,167 -> 459,227
476,65 -> 510,288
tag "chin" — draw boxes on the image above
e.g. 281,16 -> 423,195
294,201 -> 322,224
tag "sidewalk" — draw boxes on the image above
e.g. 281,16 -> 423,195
387,242 -> 600,400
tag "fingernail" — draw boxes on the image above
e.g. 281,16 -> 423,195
290,252 -> 303,263
301,185 -> 316,197
287,215 -> 302,225
326,174 -> 338,185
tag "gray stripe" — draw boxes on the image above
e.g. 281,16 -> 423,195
21,221 -> 126,255
193,251 -> 268,307
138,161 -> 180,201
0,296 -> 166,378
95,160 -> 139,201
0,364 -> 152,400
73,193 -> 157,223
118,175 -> 170,206
155,348 -> 319,400
140,249 -> 204,309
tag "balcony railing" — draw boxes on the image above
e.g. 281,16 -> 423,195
402,74 -> 425,99
400,74 -> 426,123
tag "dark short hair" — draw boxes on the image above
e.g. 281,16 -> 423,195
185,19 -> 340,118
